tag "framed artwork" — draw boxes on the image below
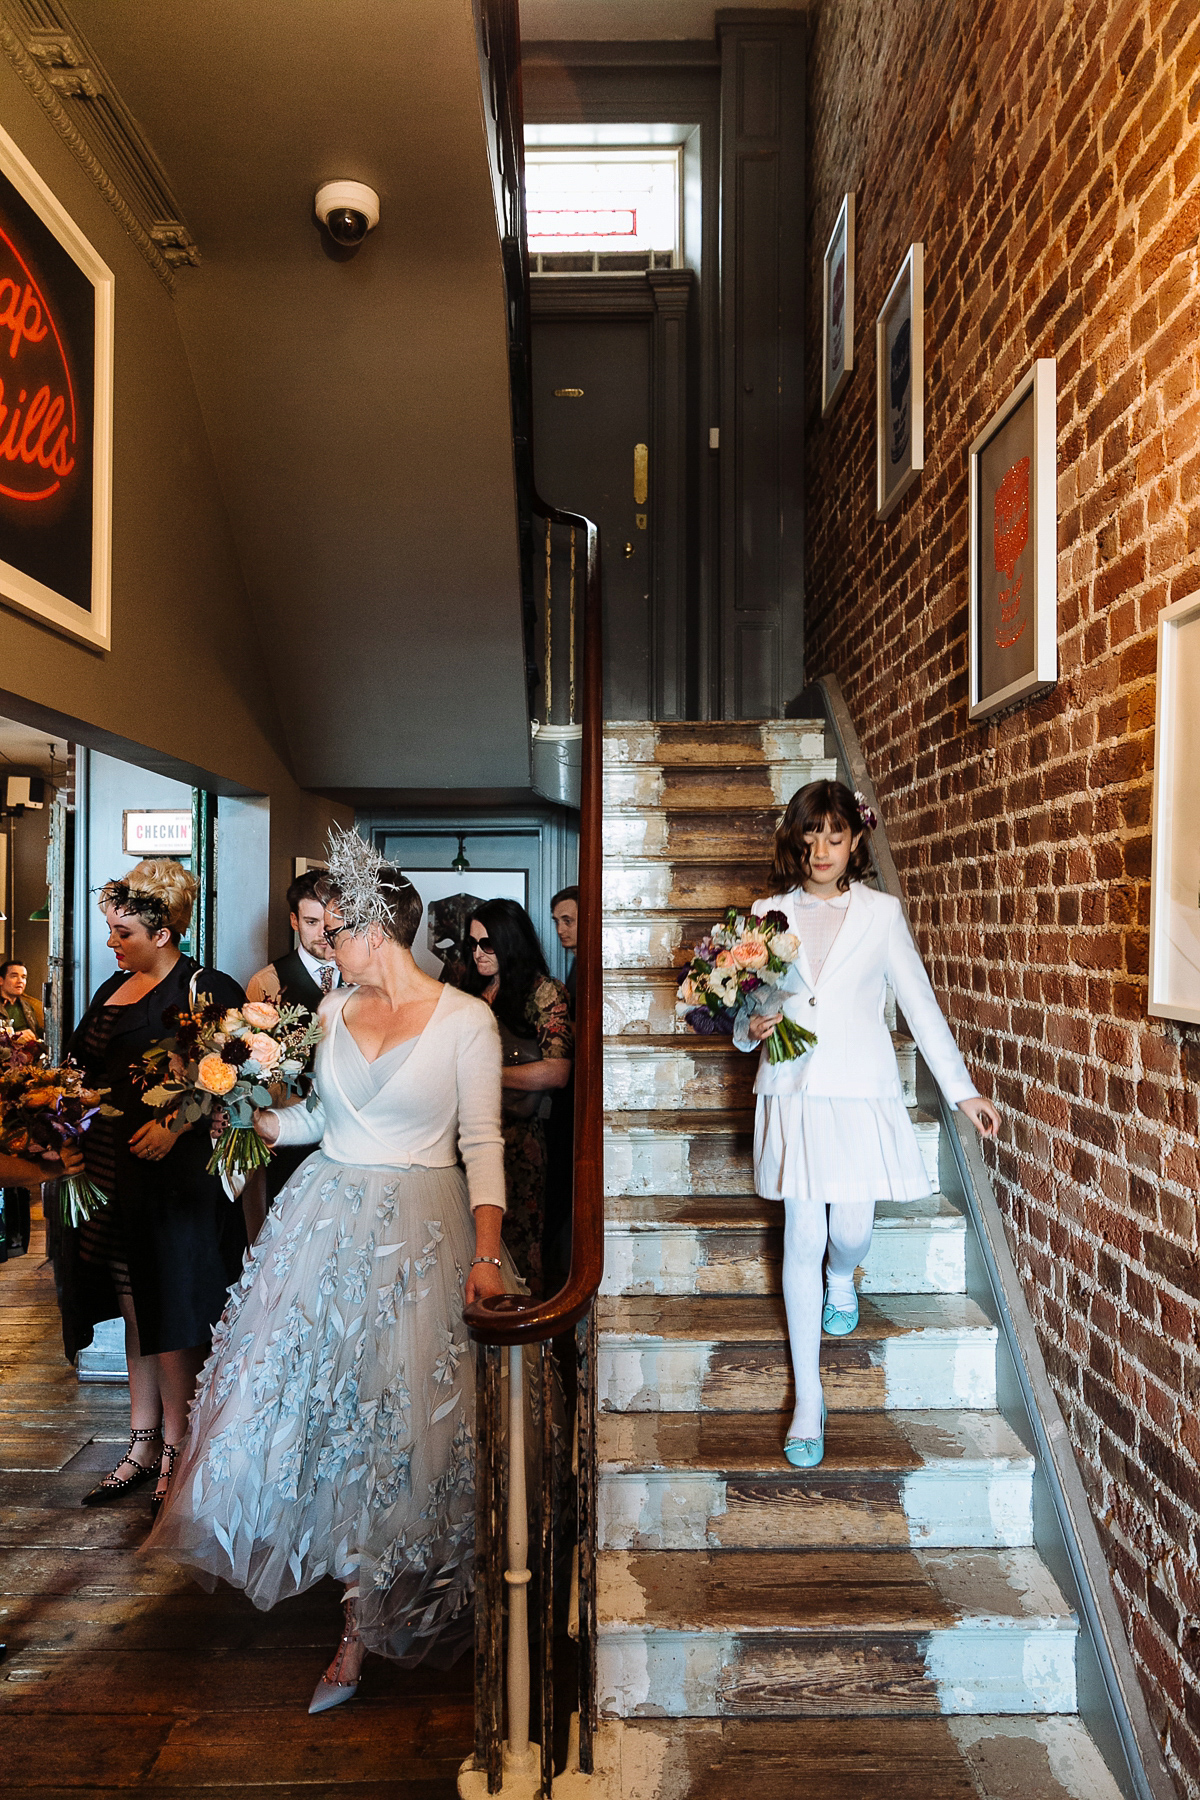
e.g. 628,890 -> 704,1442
821,192 -> 854,417
968,358 -> 1058,721
876,242 -> 924,519
0,125 -> 113,651
1148,592 -> 1200,1024
400,867 -> 527,983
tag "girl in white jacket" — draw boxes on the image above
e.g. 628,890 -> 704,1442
736,780 -> 999,1468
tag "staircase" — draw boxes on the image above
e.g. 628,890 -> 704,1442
592,719 -> 1126,1799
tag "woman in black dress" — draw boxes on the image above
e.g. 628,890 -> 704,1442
59,860 -> 247,1513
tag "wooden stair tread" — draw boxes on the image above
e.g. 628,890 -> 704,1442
596,1546 -> 1073,1633
604,1191 -> 964,1229
598,1292 -> 994,1343
595,1717 -> 1124,1800
598,1408 -> 1033,1475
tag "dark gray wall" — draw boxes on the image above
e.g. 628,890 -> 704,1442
0,55 -> 348,922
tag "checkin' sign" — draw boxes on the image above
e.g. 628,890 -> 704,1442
122,809 -> 192,857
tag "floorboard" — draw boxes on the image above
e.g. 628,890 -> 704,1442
0,1216 -> 474,1797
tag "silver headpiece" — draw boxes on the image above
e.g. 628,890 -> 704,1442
322,825 -> 411,935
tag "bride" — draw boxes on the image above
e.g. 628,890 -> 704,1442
147,829 -> 511,1710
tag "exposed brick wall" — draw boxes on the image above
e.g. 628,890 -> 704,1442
804,0 -> 1200,1788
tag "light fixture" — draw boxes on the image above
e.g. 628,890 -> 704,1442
451,835 -> 471,872
29,897 -> 49,922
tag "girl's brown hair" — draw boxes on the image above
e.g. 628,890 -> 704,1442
771,779 -> 873,893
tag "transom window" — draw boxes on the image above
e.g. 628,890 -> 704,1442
524,148 -> 682,258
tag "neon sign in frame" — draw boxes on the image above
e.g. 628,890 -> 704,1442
0,124 -> 113,651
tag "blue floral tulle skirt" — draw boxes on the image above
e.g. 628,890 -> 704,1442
147,1151 -> 508,1667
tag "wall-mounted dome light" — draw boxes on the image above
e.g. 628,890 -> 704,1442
314,180 -> 380,249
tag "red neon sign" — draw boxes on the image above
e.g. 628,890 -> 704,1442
0,224 -> 77,503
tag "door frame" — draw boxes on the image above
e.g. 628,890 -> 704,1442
531,271 -> 692,721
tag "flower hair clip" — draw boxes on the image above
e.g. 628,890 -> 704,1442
854,791 -> 879,831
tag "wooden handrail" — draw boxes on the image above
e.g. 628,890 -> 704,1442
464,508 -> 603,1347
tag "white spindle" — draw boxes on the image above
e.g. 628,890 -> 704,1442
504,1344 -> 535,1781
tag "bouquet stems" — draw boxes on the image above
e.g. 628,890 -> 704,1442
766,1017 -> 818,1064
55,1174 -> 110,1229
207,1125 -> 272,1182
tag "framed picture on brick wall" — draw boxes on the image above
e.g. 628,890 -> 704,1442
821,192 -> 854,417
968,358 -> 1057,721
1148,592 -> 1200,1025
875,242 -> 923,518
0,124 -> 114,651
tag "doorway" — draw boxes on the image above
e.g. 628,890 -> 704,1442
531,270 -> 691,722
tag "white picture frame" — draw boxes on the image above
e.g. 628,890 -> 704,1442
876,242 -> 924,519
400,867 -> 528,982
1148,591 -> 1200,1025
0,123 -> 113,652
821,192 -> 854,417
968,358 -> 1058,721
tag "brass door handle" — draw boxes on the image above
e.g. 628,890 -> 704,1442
623,542 -> 634,558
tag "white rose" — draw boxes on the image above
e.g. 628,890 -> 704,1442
772,932 -> 800,962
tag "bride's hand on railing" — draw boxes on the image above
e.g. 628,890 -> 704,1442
466,1259 -> 507,1305
252,1107 -> 280,1145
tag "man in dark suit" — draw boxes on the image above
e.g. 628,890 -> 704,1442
243,873 -> 340,1236
0,961 -> 43,1256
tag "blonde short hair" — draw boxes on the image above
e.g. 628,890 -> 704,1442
98,858 -> 197,942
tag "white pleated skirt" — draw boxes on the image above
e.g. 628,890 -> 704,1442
754,1093 -> 932,1205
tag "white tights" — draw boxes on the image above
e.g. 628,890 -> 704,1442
782,1200 -> 875,1438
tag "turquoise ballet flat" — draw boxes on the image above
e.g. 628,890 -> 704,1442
784,1402 -> 826,1469
821,1291 -> 859,1336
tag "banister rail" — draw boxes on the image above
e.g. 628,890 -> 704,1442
462,507 -> 602,1349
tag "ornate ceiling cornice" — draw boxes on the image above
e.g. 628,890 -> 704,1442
0,0 -> 199,292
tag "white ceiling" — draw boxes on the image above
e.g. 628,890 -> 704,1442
521,0 -> 806,39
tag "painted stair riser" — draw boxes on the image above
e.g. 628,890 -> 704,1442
596,1627 -> 1078,1720
598,1333 -> 999,1415
605,862 -> 772,914
604,812 -> 785,861
600,1219 -> 967,1297
603,760 -> 838,811
604,722 -> 828,766
604,1115 -> 941,1197
597,1465 -> 1035,1553
603,1042 -> 918,1107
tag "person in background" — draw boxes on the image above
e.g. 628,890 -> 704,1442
0,961 -> 44,1037
469,899 -> 573,1295
243,871 -> 341,1239
543,885 -> 580,1296
0,961 -> 43,1256
550,887 -> 579,1013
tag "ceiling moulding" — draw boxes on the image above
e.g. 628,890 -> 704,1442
0,0 -> 198,291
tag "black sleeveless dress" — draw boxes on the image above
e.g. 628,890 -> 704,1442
56,956 -> 248,1360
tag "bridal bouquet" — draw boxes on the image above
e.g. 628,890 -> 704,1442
0,1058 -> 120,1226
142,997 -> 323,1185
678,907 -> 818,1064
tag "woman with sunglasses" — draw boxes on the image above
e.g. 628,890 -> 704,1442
468,899 -> 573,1296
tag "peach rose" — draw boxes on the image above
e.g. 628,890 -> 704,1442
246,1032 -> 281,1072
714,949 -> 736,969
677,976 -> 699,1006
196,1054 -> 237,1096
731,932 -> 769,970
242,1001 -> 280,1030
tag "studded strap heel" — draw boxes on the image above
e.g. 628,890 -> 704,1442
149,1442 -> 179,1518
81,1426 -> 162,1508
309,1587 -> 363,1714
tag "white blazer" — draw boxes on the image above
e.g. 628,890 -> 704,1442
736,882 -> 979,1106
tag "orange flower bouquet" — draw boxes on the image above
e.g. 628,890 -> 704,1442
141,996 -> 323,1186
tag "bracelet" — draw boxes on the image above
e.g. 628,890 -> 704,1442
471,1256 -> 503,1269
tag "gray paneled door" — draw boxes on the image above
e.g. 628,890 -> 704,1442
532,317 -> 654,721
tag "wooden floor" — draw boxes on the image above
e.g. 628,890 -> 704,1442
0,1211 -> 474,1798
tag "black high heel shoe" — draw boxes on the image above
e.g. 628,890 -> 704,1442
81,1426 -> 162,1507
149,1442 -> 178,1518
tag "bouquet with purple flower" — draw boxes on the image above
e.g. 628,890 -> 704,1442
677,907 -> 817,1064
0,1058 -> 121,1226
